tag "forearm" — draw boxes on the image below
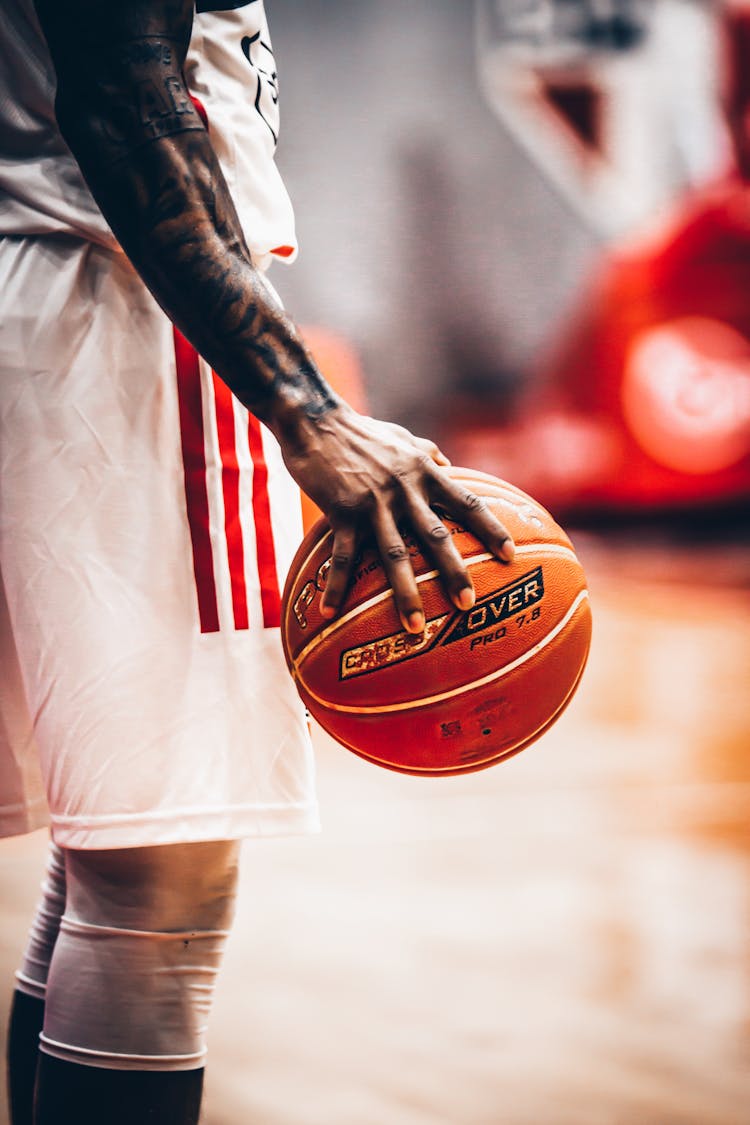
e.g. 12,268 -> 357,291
62,120 -> 337,433
36,0 -> 337,437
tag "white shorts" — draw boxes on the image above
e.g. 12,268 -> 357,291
0,235 -> 319,849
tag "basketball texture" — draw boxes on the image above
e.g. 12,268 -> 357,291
281,469 -> 592,775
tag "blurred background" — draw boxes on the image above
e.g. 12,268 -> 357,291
1,1 -> 749,1122
273,0 -> 749,522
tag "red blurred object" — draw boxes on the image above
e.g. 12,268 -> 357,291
447,179 -> 750,515
445,4 -> 750,516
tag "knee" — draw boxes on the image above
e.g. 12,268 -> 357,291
63,839 -> 240,933
41,840 -> 241,1070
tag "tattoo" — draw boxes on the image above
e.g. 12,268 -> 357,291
116,41 -> 173,66
105,129 -> 334,423
70,37 -> 204,159
34,0 -> 337,429
272,361 -> 337,419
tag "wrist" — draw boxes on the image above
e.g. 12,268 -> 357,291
264,369 -> 343,446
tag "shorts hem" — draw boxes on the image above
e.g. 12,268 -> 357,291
49,801 -> 321,850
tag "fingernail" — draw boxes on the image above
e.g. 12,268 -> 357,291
406,611 -> 425,634
499,539 -> 515,562
457,587 -> 475,611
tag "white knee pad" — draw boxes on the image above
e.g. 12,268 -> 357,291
15,840 -> 66,1001
39,842 -> 238,1072
40,916 -> 230,1070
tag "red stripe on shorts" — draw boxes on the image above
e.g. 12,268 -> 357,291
211,372 -> 250,631
247,416 -> 282,628
190,94 -> 209,128
173,328 -> 220,634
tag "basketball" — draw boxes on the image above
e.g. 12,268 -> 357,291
281,468 -> 592,775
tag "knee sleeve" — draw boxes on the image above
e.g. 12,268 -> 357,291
15,840 -> 66,1001
39,841 -> 239,1072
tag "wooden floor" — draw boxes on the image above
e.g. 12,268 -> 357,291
1,530 -> 748,1124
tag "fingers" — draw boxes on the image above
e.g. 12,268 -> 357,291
432,477 -> 515,563
306,412 -> 511,630
370,503 -> 426,635
319,525 -> 358,620
403,496 -> 477,613
319,513 -> 426,633
372,484 -> 499,632
318,478 -> 514,631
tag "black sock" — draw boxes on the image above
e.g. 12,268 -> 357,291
6,990 -> 45,1125
33,1053 -> 205,1125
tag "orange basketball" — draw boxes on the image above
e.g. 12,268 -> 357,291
281,469 -> 592,775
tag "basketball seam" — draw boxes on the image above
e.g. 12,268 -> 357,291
295,588 -> 590,714
288,542 -> 580,667
328,636 -> 591,774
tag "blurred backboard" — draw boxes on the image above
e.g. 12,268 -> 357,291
475,0 -> 725,239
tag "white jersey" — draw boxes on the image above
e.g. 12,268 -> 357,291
0,0 -> 298,268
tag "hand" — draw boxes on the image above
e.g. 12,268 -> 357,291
278,404 -> 515,634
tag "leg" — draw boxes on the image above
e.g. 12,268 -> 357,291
34,1058 -> 205,1125
7,841 -> 66,1125
33,839 -> 240,1125
6,993 -> 45,1125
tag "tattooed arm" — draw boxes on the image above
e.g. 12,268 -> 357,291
34,0 -> 513,630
